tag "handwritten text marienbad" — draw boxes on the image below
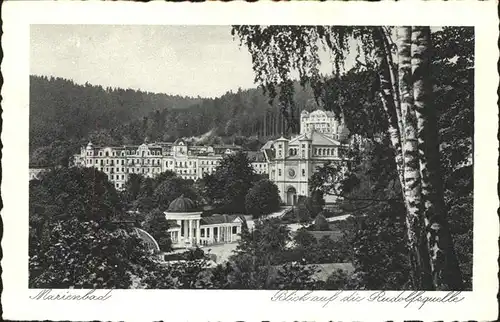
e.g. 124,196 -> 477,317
271,290 -> 464,309
30,289 -> 112,301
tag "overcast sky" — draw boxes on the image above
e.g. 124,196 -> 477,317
31,25 -> 261,98
30,25 -> 355,98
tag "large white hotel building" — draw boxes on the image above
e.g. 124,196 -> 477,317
70,109 -> 349,205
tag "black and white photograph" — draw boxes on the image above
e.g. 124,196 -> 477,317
1,1 -> 498,321
28,23 -> 474,291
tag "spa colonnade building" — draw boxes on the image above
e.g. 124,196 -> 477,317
164,196 -> 244,248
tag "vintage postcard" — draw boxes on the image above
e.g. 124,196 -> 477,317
1,1 -> 498,321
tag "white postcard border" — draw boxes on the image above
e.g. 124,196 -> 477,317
1,1 -> 498,321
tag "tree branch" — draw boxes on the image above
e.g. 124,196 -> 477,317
323,191 -> 400,202
339,201 -> 377,213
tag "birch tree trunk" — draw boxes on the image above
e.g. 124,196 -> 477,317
411,26 -> 464,290
372,27 -> 405,198
397,26 -> 433,290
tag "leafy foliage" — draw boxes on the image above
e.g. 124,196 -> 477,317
142,250 -> 212,289
432,27 -> 474,290
287,229 -> 347,265
141,209 -> 173,252
233,218 -> 291,266
200,152 -> 258,213
313,213 -> 330,231
245,179 -> 281,218
30,167 -> 123,222
274,262 -> 319,290
122,172 -> 199,213
304,191 -> 325,218
152,177 -> 199,210
348,203 -> 412,290
233,25 -> 473,290
29,167 -> 161,288
29,218 -> 156,289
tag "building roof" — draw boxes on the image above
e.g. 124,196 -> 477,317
290,130 -> 341,146
201,214 -> 243,225
167,195 -> 198,213
245,151 -> 266,162
263,148 -> 275,160
173,138 -> 186,145
260,140 -> 274,151
275,136 -> 288,141
309,109 -> 336,118
213,144 -> 243,150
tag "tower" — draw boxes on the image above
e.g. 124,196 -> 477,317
274,136 -> 288,160
300,110 -> 309,135
299,133 -> 313,196
85,141 -> 94,167
273,136 -> 289,199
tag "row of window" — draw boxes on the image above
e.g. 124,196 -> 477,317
87,150 -> 162,157
88,158 -> 221,167
304,117 -> 330,122
98,166 -> 162,174
315,148 -> 337,156
177,169 -> 197,174
306,123 -> 331,127
88,158 -> 163,166
273,169 -> 306,177
110,174 -> 126,180
97,150 -> 163,157
199,226 -> 238,237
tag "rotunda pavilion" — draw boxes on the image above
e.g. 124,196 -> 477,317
164,195 -> 202,248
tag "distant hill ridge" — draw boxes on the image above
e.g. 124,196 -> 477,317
29,75 -> 320,167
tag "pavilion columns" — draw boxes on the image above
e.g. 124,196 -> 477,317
188,219 -> 193,244
196,220 -> 201,246
183,220 -> 188,245
217,226 -> 221,243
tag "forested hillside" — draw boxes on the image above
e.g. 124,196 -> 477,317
29,75 -> 320,166
30,75 -> 204,148
30,75 -> 203,165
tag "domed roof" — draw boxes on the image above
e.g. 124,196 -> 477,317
167,195 -> 198,213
